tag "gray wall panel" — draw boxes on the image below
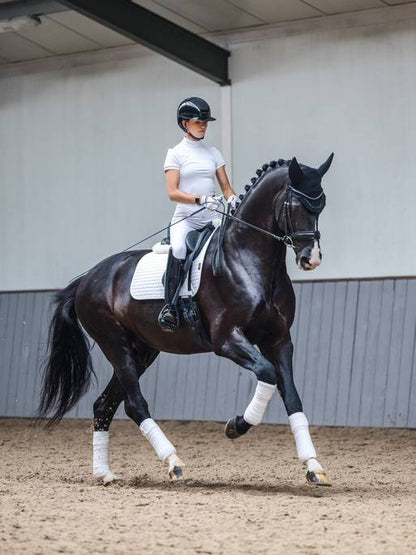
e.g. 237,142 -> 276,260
383,280 -> 407,427
334,281 -> 358,426
401,280 -> 416,427
0,278 -> 415,428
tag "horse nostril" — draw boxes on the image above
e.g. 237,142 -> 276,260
300,256 -> 311,269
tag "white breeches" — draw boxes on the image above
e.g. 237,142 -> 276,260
170,209 -> 214,260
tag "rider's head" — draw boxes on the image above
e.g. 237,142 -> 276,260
177,97 -> 216,141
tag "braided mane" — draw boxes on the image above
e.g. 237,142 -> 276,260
232,158 -> 290,215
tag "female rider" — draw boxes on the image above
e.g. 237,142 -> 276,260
158,97 -> 237,332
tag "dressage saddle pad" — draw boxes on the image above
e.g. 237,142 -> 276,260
130,229 -> 217,301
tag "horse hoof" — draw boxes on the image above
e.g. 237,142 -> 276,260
167,454 -> 184,481
306,470 -> 332,486
103,471 -> 117,486
169,465 -> 183,481
224,418 -> 241,439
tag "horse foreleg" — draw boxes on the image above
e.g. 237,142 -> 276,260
213,329 -> 277,439
92,374 -> 124,485
260,339 -> 331,486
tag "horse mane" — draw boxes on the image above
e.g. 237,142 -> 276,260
232,158 -> 290,215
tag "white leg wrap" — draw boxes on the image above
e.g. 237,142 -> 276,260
306,458 -> 323,472
243,381 -> 276,426
289,412 -> 317,462
93,431 -> 110,478
140,418 -> 176,462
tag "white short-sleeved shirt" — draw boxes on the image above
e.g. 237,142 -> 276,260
164,137 -> 225,220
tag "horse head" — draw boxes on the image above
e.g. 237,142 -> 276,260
275,154 -> 334,271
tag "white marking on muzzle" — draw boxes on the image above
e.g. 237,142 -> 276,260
309,241 -> 321,268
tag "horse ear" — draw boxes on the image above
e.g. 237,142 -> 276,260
288,157 -> 304,186
318,153 -> 334,177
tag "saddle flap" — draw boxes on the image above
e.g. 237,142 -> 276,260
185,230 -> 200,253
185,223 -> 215,258
130,226 -> 217,301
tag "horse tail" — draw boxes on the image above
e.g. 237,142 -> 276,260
38,277 -> 94,426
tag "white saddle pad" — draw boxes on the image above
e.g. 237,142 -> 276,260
130,230 -> 217,300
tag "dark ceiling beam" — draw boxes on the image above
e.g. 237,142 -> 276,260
0,1 -> 67,19
60,0 -> 230,85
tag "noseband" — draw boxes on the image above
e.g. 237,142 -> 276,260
278,186 -> 322,248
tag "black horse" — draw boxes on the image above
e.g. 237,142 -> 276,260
39,155 -> 334,486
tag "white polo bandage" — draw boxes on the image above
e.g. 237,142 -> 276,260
289,412 -> 317,462
243,381 -> 276,426
93,431 -> 110,478
140,418 -> 176,462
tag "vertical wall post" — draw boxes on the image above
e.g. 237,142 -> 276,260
220,85 -> 233,182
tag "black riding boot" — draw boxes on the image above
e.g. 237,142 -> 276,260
158,250 -> 185,332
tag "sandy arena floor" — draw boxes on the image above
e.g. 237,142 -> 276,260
1,418 -> 415,554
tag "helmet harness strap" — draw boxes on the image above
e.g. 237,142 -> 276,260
184,121 -> 203,142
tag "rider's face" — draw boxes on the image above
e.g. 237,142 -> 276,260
184,119 -> 208,139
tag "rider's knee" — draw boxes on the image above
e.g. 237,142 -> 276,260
171,243 -> 186,260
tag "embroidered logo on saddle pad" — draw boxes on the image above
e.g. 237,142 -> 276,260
130,230 -> 216,301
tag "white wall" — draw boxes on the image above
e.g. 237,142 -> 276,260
0,53 -> 221,290
231,17 -> 416,280
1,12 -> 416,290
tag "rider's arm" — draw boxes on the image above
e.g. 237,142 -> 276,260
165,169 -> 201,204
216,165 -> 236,200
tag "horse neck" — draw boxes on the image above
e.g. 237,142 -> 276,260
223,172 -> 287,273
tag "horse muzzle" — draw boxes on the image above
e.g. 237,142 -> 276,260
296,240 -> 322,271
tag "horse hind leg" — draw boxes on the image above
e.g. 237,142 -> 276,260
92,373 -> 124,485
94,325 -> 184,482
122,344 -> 185,481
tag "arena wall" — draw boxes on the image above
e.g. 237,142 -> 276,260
230,16 -> 416,280
0,53 -> 222,290
1,10 -> 416,290
1,278 -> 415,428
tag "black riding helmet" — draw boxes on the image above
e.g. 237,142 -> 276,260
177,97 -> 216,132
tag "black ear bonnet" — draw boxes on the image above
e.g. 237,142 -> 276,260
288,154 -> 333,214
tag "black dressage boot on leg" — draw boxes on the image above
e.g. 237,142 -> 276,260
158,250 -> 185,332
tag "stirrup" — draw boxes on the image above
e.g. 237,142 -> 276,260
158,304 -> 179,332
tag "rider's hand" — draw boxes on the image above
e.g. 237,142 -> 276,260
227,194 -> 238,211
201,195 -> 221,212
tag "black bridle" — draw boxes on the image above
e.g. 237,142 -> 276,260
211,183 -> 322,250
280,186 -> 321,247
